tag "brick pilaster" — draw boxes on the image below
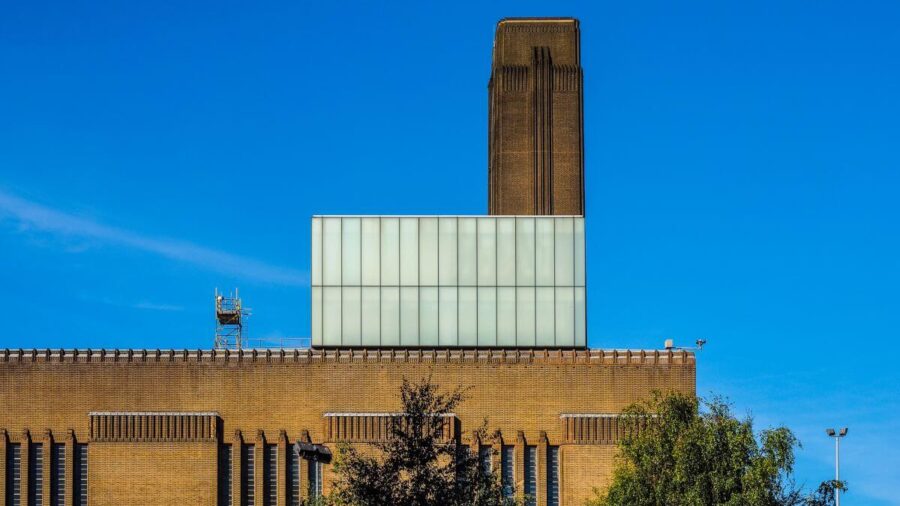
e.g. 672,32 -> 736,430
0,429 -> 7,506
558,445 -> 566,506
515,431 -> 525,503
64,431 -> 74,506
254,430 -> 265,506
20,430 -> 30,506
299,430 -> 310,501
470,430 -> 481,476
277,431 -> 288,506
537,431 -> 548,506
41,430 -> 51,506
232,430 -> 242,506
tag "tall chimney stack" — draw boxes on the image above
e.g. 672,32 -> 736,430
488,18 -> 584,216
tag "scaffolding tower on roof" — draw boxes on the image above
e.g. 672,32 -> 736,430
214,288 -> 250,349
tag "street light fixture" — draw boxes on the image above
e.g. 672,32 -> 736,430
825,427 -> 848,506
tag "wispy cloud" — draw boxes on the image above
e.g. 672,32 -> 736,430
79,294 -> 186,312
0,189 -> 308,286
131,301 -> 185,312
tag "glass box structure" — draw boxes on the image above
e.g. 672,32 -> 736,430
311,216 -> 586,348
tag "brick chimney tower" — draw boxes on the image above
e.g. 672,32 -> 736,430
488,18 -> 584,216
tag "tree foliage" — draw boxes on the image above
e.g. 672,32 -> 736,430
329,377 -> 517,506
590,391 -> 846,506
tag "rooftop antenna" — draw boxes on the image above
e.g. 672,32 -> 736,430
214,288 -> 251,350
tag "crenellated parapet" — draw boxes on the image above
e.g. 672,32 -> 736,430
0,347 -> 694,366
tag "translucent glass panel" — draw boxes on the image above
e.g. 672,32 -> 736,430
322,218 -> 341,285
312,216 -> 585,347
438,218 -> 457,285
361,218 -> 380,285
342,219 -> 360,285
342,287 -> 360,346
420,287 -> 438,346
438,287 -> 457,346
399,218 -> 419,286
381,288 -> 400,346
361,287 -> 380,346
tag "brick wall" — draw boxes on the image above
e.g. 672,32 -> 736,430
0,348 -> 694,505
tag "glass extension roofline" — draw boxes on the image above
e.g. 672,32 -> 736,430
311,215 -> 586,348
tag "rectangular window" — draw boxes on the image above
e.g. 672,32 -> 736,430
51,443 -> 65,506
29,443 -> 43,506
6,443 -> 20,506
501,445 -> 514,498
547,446 -> 560,506
287,448 -> 300,506
478,446 -> 493,476
73,444 -> 87,506
308,458 -> 323,498
524,445 -> 537,506
264,445 -> 277,506
218,444 -> 232,506
242,444 -> 255,506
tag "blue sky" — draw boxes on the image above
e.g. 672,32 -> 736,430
1,1 -> 897,503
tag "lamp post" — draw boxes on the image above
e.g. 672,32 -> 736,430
825,427 -> 848,506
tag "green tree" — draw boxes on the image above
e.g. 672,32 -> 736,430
330,377 -> 518,506
589,392 -> 846,506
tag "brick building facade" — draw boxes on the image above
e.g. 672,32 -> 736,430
0,349 -> 693,506
0,18 -> 696,506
